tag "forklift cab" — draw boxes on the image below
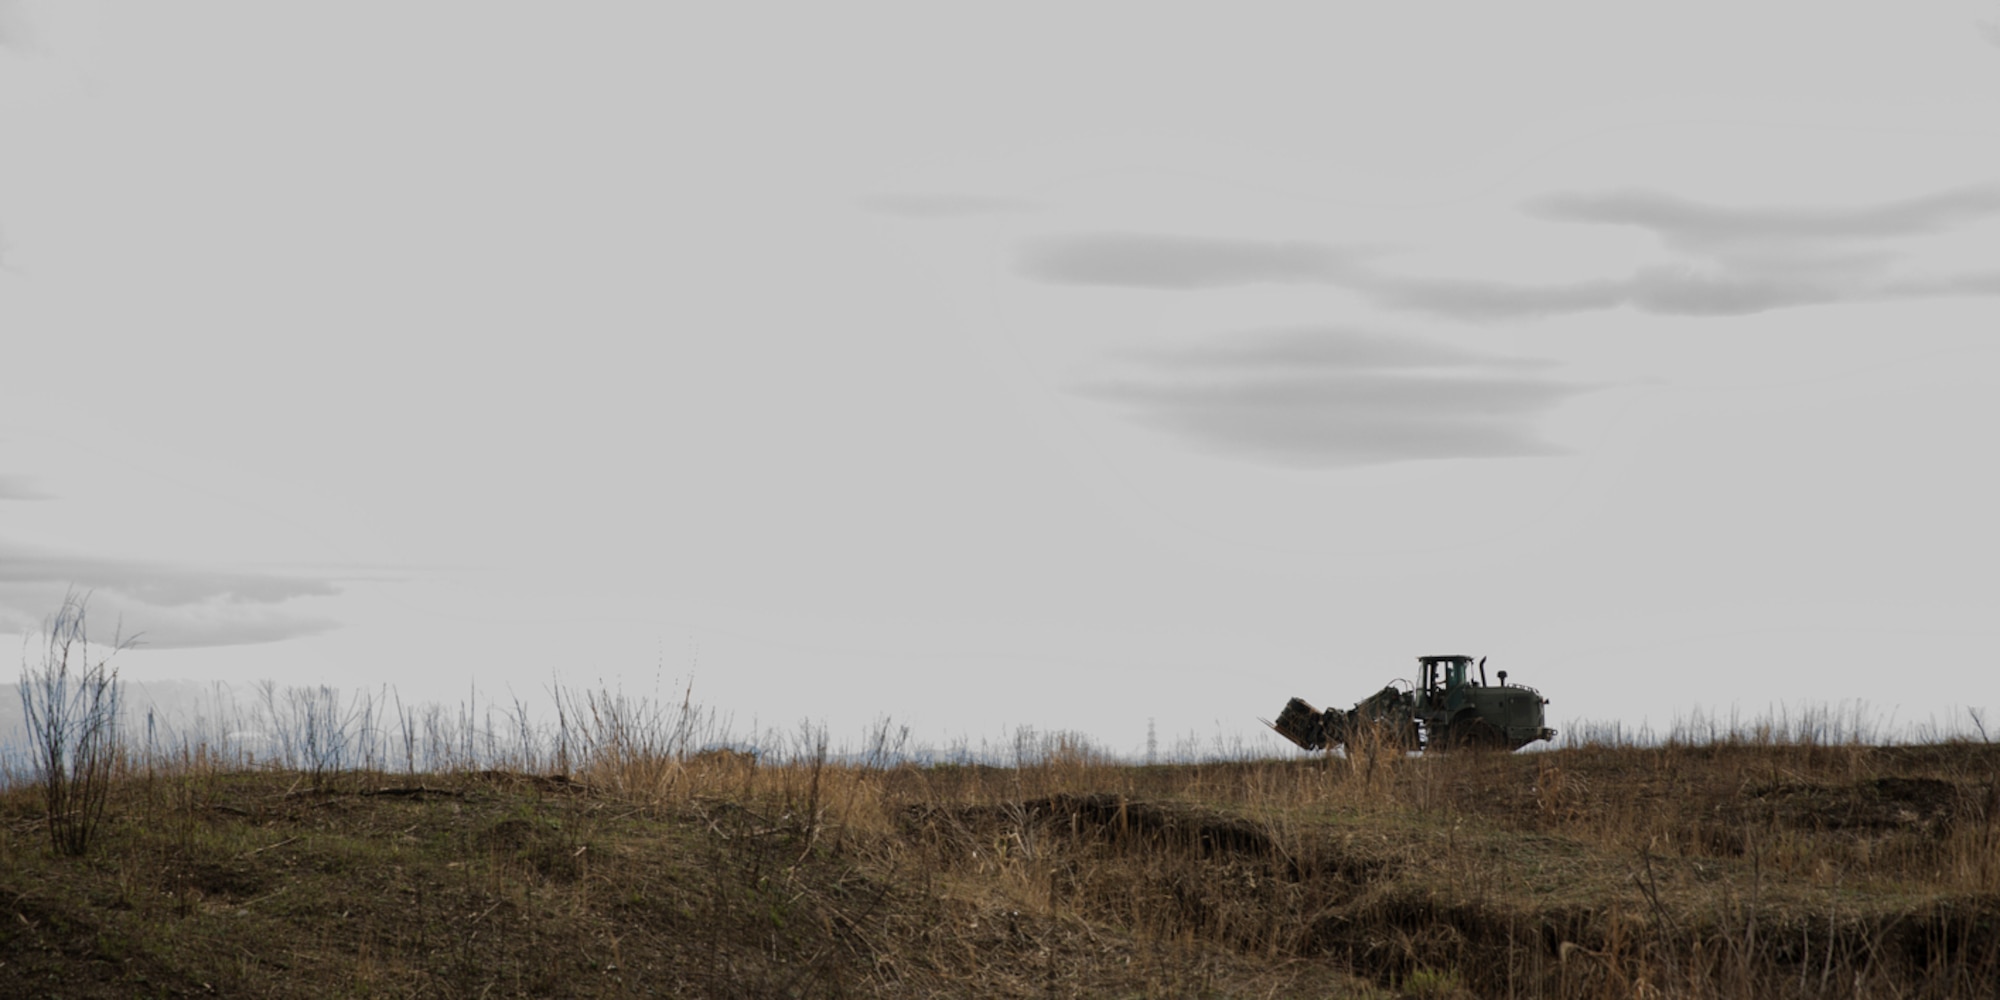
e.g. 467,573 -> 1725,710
1419,655 -> 1484,711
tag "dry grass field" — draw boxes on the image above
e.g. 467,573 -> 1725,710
0,690 -> 1995,998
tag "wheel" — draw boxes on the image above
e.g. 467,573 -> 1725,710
1444,715 -> 1507,751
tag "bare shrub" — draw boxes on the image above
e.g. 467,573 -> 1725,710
17,592 -> 131,856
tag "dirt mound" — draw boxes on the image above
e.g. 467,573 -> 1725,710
1021,793 -> 1278,857
904,793 -> 1398,878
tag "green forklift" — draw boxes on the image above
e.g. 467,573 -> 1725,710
1270,655 -> 1556,752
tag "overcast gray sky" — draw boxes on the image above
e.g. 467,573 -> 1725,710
4,3 -> 1998,752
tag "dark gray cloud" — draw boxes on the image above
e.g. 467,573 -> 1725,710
1077,326 -> 1591,468
1147,325 -> 1555,372
0,541 -> 344,648
1623,266 -> 1846,316
1524,184 -> 2000,251
858,194 -> 1036,219
0,474 -> 51,500
1374,264 -> 1923,320
1018,183 -> 2000,321
1356,268 -> 1853,321
0,544 -> 339,605
1363,275 -> 1630,321
1018,232 -> 1359,289
1018,239 -> 1861,320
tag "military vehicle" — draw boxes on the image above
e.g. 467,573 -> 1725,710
1269,655 -> 1555,752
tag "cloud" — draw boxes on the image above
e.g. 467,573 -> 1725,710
0,474 -> 51,500
1979,20 -> 2000,48
1362,275 -> 1631,321
0,544 -> 340,605
1017,236 -> 1864,320
1018,232 -> 1360,289
1351,268 -> 1857,321
858,193 -> 1036,219
1624,265 -> 1847,316
1076,326 -> 1591,468
0,541 -> 345,648
1150,325 -> 1556,372
1020,183 -> 2000,321
1367,264 -> 1954,321
1524,184 -> 2000,252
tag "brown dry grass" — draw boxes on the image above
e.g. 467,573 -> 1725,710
0,701 -> 1995,998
